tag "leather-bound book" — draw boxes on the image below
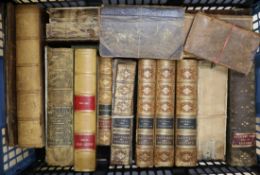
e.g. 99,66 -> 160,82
136,59 -> 156,167
16,5 -> 44,148
154,60 -> 175,167
227,68 -> 257,166
98,57 -> 113,145
256,57 -> 260,160
46,48 -> 73,166
184,12 -> 260,75
74,48 -> 97,171
5,3 -> 17,145
175,59 -> 198,167
110,59 -> 136,165
197,61 -> 228,160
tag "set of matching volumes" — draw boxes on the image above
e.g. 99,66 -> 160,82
9,4 -> 259,172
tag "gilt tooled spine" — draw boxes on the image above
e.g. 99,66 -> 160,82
175,59 -> 198,167
74,49 -> 97,171
154,60 -> 175,167
110,59 -> 136,165
16,5 -> 44,148
98,57 -> 112,146
136,59 -> 156,167
46,48 -> 73,166
228,68 -> 257,166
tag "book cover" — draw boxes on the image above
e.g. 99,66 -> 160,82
197,61 -> 228,160
16,5 -> 44,148
98,57 -> 113,146
154,60 -> 175,167
175,59 -> 198,167
227,68 -> 257,166
256,55 -> 260,161
46,47 -> 73,166
110,59 -> 136,165
74,48 -> 97,171
136,59 -> 156,167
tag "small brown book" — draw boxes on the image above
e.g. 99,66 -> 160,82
110,59 -> 136,165
184,12 -> 260,75
16,5 -> 44,148
136,59 -> 156,167
154,60 -> 175,167
175,59 -> 198,167
97,57 -> 113,146
46,47 -> 74,166
74,48 -> 97,171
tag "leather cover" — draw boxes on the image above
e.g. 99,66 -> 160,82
74,49 -> 97,171
100,6 -> 185,59
110,59 -> 136,165
154,60 -> 175,167
16,5 -> 44,148
46,48 -> 73,166
98,57 -> 113,146
46,7 -> 99,41
227,68 -> 257,166
5,3 -> 18,145
256,57 -> 260,160
136,59 -> 156,167
175,59 -> 198,167
184,12 -> 260,75
197,61 -> 228,160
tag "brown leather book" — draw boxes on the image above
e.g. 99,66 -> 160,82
227,68 -> 257,166
154,60 -> 175,167
100,6 -> 185,60
16,5 -> 44,148
46,48 -> 73,166
136,59 -> 156,167
98,57 -> 113,146
175,59 -> 198,167
5,3 -> 17,145
184,12 -> 260,75
110,59 -> 136,165
74,48 -> 97,171
197,61 -> 228,160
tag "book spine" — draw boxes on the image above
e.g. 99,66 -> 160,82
175,59 -> 198,167
46,48 -> 73,166
228,68 -> 257,166
136,59 -> 156,167
154,60 -> 175,167
74,48 -> 97,171
110,59 -> 136,165
16,5 -> 44,148
5,3 -> 18,145
98,57 -> 112,145
197,61 -> 228,160
256,57 -> 260,161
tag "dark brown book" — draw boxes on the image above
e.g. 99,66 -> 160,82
184,12 -> 260,75
227,68 -> 257,166
175,59 -> 198,167
110,59 -> 136,165
136,59 -> 156,167
4,3 -> 18,145
154,60 -> 175,167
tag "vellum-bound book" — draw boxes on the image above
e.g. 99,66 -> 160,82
110,59 -> 136,165
16,5 -> 44,148
175,59 -> 198,167
74,48 -> 97,171
184,12 -> 260,74
136,59 -> 156,167
46,48 -> 73,166
154,60 -> 175,167
197,61 -> 228,160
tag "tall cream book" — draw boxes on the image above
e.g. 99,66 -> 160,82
16,5 -> 44,148
74,48 -> 97,171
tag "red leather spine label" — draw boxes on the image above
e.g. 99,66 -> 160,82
74,133 -> 96,149
232,133 -> 256,148
74,95 -> 95,110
